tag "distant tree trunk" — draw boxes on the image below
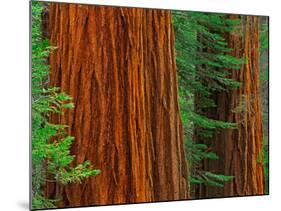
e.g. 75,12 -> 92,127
195,16 -> 265,198
46,3 -> 189,207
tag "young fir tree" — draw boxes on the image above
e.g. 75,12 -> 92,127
196,15 -> 265,198
31,2 -> 100,209
173,12 -> 243,197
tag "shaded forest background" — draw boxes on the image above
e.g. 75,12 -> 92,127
31,1 -> 269,209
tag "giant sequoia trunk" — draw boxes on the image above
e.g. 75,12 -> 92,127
46,3 -> 189,207
195,16 -> 265,198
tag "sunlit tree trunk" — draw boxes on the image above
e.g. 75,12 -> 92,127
46,3 -> 189,207
195,15 -> 265,198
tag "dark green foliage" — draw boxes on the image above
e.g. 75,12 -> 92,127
190,172 -> 234,188
260,22 -> 269,84
260,19 -> 269,50
173,12 -> 242,189
31,1 -> 100,209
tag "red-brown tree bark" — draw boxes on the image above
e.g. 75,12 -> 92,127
195,15 -> 265,198
46,3 -> 189,207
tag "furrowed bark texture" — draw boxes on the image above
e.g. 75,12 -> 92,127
46,3 -> 189,207
195,16 -> 265,198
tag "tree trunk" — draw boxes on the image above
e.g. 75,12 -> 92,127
46,3 -> 189,207
195,15 -> 265,198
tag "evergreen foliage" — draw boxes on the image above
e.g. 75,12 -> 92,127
173,12 -> 242,189
31,2 -> 100,209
